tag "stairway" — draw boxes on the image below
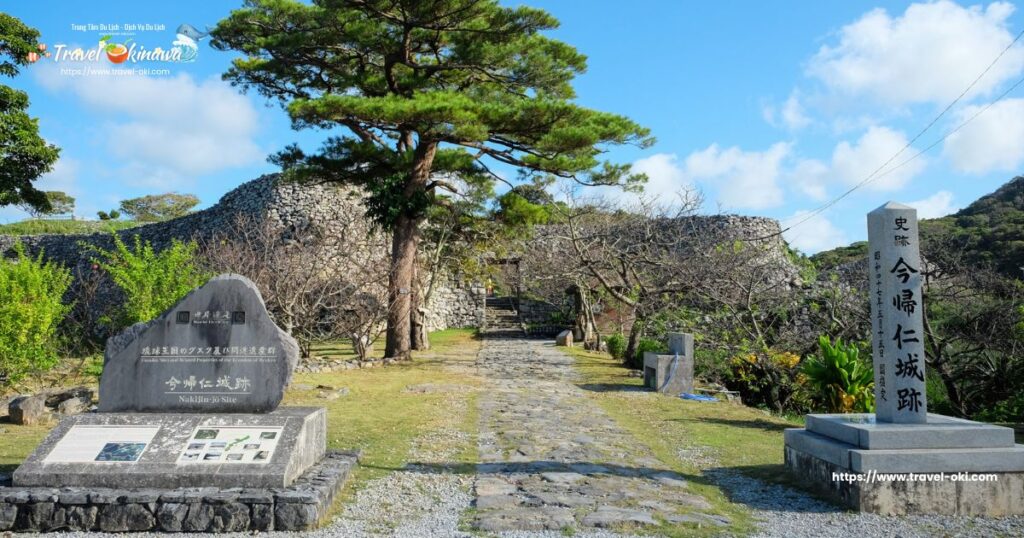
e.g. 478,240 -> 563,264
483,296 -> 526,338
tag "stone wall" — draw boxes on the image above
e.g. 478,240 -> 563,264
0,174 -> 482,336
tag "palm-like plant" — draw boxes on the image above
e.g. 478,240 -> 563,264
802,335 -> 875,413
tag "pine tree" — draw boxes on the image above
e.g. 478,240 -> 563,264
212,0 -> 652,358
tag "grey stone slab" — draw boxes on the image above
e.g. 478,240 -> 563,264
642,350 -> 694,396
850,445 -> 1024,473
806,413 -> 1015,449
786,444 -> 1024,516
867,203 -> 928,423
13,407 -> 325,489
783,428 -> 854,469
99,274 -> 300,413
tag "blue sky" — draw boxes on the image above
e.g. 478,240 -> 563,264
5,1 -> 1024,253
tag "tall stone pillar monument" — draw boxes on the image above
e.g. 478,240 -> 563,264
867,202 -> 926,423
782,201 -> 1024,516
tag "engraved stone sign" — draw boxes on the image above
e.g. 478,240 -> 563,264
98,274 -> 299,413
867,202 -> 927,423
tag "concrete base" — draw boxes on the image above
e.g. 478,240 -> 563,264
13,407 -> 326,489
785,412 -> 1024,515
0,451 -> 356,532
642,353 -> 693,395
785,445 -> 1024,516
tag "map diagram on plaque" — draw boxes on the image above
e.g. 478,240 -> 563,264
177,426 -> 283,464
43,425 -> 159,464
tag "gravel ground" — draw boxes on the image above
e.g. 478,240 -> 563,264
709,469 -> 1024,538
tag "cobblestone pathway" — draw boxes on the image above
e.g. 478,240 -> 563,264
470,338 -> 727,533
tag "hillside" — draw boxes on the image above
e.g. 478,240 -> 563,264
812,176 -> 1024,277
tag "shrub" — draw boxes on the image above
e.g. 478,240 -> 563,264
801,335 -> 874,413
89,234 -> 209,328
728,349 -> 811,414
605,332 -> 626,361
632,337 -> 667,369
0,242 -> 72,388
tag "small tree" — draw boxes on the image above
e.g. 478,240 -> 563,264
118,193 -> 200,222
88,234 -> 209,328
0,14 -> 60,214
0,242 -> 72,388
20,190 -> 74,218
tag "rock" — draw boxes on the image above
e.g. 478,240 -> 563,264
57,395 -> 92,415
98,274 -> 300,413
44,386 -> 93,408
14,501 -> 54,531
250,503 -> 273,531
666,512 -> 731,527
475,478 -> 517,497
555,330 -> 573,347
9,394 -> 48,425
210,502 -> 249,532
156,502 -> 189,532
0,503 -> 17,531
98,503 -> 155,532
274,503 -> 318,531
182,503 -> 214,532
581,506 -> 657,527
64,505 -> 98,531
540,472 -> 585,485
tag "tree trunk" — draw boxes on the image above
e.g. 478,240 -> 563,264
624,315 -> 645,368
411,265 -> 429,350
384,141 -> 437,360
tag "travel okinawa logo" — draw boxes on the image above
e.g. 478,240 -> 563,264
30,23 -> 209,76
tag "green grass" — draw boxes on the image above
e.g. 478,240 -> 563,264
0,330 -> 483,493
0,219 -> 142,235
564,345 -> 806,537
283,329 -> 482,497
309,339 -> 360,361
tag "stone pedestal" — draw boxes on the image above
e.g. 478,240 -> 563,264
14,407 -> 326,489
642,333 -> 694,395
784,413 -> 1024,515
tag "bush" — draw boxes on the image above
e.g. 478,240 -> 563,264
631,337 -> 667,369
801,335 -> 874,413
728,349 -> 811,414
89,234 -> 209,328
0,242 -> 72,388
605,333 -> 626,361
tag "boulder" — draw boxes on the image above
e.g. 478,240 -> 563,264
44,386 -> 93,408
57,395 -> 92,415
9,395 -> 48,425
555,330 -> 573,347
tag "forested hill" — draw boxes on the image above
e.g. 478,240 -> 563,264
811,176 -> 1024,278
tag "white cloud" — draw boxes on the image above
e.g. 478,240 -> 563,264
831,126 -> 925,191
808,1 -> 1024,106
36,157 -> 80,195
631,153 -> 689,200
944,98 -> 1024,173
787,158 -> 830,201
684,142 -> 791,209
783,210 -> 849,254
35,67 -> 263,182
764,92 -> 811,130
908,190 -> 959,218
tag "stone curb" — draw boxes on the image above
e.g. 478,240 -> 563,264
0,451 -> 356,532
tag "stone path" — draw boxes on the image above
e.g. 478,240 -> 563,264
470,338 -> 726,533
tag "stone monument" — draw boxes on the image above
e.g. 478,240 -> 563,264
1,275 -> 357,532
643,332 -> 694,395
784,203 -> 1024,516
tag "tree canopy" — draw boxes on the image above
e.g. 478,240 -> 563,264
19,190 -> 74,218
212,0 -> 652,358
118,193 -> 200,222
0,14 -> 59,213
